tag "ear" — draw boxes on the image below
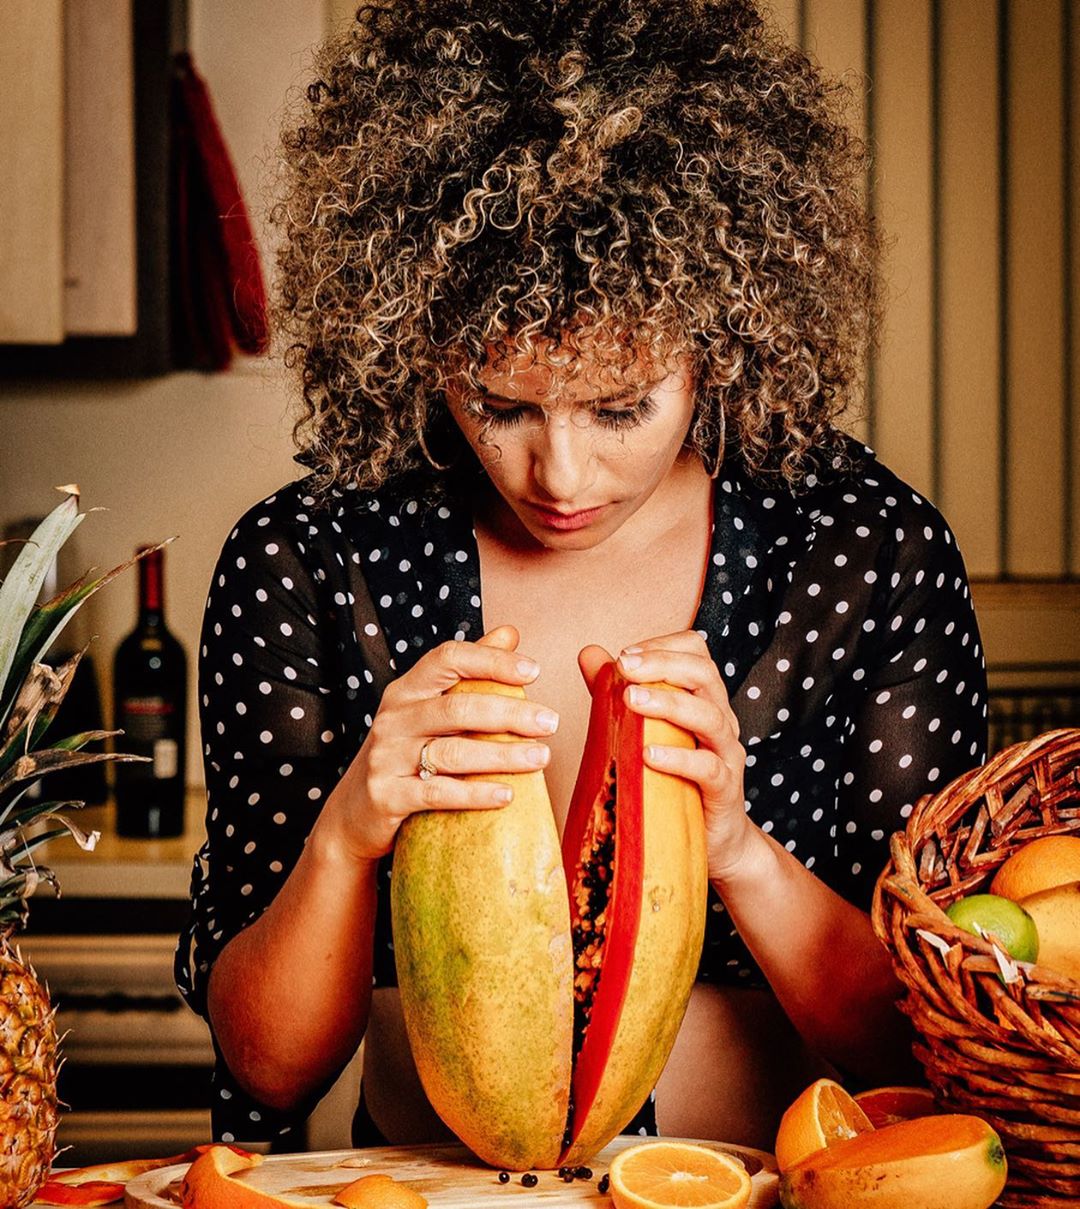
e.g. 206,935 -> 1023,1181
578,643 -> 615,693
477,624 -> 520,651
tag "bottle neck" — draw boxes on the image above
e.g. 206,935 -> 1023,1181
137,547 -> 165,628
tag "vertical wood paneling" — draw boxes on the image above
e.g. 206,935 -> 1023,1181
803,0 -> 871,442
63,0 -> 137,336
1070,0 -> 1080,575
764,0 -> 801,45
938,0 -> 1002,578
870,0 -> 934,499
1006,0 -> 1067,576
0,0 -> 64,343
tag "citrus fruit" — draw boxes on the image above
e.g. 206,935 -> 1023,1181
990,835 -> 1080,901
945,892 -> 1039,962
773,1078 -> 874,1171
333,1174 -> 428,1209
1019,881 -> 1080,982
608,1141 -> 752,1209
852,1085 -> 937,1128
180,1146 -> 272,1209
778,1113 -> 1006,1209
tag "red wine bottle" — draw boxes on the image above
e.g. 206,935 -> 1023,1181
113,546 -> 188,837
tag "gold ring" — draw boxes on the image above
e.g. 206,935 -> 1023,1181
417,741 -> 438,781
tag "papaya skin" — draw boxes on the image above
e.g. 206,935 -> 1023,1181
391,679 -> 573,1171
778,1115 -> 1007,1209
390,666 -> 707,1170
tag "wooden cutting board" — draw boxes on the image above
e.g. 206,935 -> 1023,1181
125,1138 -> 779,1207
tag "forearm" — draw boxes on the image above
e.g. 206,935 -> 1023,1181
711,825 -> 918,1083
207,809 -> 380,1112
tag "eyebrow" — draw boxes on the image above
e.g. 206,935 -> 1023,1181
481,377 -> 665,407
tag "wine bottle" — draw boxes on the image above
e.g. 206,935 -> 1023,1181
113,545 -> 188,837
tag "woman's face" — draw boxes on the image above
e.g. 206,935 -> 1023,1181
446,342 -> 698,551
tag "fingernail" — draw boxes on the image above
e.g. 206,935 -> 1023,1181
622,645 -> 643,654
517,658 -> 539,680
629,686 -> 650,706
527,745 -> 550,766
536,709 -> 559,733
495,786 -> 513,802
619,652 -> 642,670
646,745 -> 664,761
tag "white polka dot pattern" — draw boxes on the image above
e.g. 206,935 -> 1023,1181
175,446 -> 987,1143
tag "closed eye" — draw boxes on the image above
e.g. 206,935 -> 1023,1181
477,393 -> 659,430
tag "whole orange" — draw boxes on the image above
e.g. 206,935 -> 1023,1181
990,836 -> 1080,901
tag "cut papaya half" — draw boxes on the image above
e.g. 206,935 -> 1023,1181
391,660 -> 708,1170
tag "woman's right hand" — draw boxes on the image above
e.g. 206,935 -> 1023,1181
313,625 -> 558,863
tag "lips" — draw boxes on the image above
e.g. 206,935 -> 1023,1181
530,504 -> 607,531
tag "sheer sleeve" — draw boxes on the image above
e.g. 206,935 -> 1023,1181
835,505 -> 988,907
175,496 -> 352,1140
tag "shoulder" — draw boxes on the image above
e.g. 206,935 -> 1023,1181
221,472 -> 458,560
771,440 -> 963,578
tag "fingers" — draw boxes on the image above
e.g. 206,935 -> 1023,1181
389,631 -> 539,704
619,629 -> 710,658
411,689 -> 560,740
476,624 -> 520,652
577,643 -> 614,693
641,740 -> 746,805
623,680 -> 739,750
616,646 -> 726,698
420,734 -> 551,776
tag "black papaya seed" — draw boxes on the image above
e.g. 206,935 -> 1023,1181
521,1172 -> 538,1187
497,1171 -> 509,1183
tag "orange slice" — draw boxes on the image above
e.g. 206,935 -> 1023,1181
180,1146 -> 308,1209
608,1141 -> 752,1209
333,1174 -> 428,1209
773,1078 -> 874,1171
853,1085 -> 938,1129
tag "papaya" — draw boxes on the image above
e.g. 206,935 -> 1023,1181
778,1114 -> 1007,1209
390,660 -> 708,1170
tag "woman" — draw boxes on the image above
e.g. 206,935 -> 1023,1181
177,0 -> 987,1152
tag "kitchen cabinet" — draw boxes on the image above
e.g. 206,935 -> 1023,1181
0,0 -> 185,377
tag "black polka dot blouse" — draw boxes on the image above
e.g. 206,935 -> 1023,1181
176,441 -> 988,1143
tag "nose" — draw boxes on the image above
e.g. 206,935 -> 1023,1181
529,415 -> 596,504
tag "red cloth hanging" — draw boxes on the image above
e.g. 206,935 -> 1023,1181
170,52 -> 268,371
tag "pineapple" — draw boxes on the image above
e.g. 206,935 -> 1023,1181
0,488 -> 160,1206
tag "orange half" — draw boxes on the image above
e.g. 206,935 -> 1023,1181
853,1085 -> 938,1129
608,1142 -> 752,1209
773,1078 -> 874,1171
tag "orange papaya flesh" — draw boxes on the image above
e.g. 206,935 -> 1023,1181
391,659 -> 708,1170
561,659 -> 647,1157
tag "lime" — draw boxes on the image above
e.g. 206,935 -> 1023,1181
946,892 -> 1040,962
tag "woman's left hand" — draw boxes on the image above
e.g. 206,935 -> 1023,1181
579,634 -> 755,883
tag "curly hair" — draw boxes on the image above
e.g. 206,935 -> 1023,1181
271,0 -> 880,496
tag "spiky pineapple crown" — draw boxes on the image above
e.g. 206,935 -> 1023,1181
0,488 -> 162,932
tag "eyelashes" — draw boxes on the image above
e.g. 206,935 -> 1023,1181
477,393 -> 660,431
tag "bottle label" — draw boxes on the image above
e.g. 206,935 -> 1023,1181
153,738 -> 179,779
119,696 -> 175,747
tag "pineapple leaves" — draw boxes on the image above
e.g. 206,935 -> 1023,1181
0,487 -> 167,934
0,748 -> 148,805
0,491 -> 83,700
0,538 -> 173,731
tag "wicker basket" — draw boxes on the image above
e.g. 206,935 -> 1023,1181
872,729 -> 1080,1208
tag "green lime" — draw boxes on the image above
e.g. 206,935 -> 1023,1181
946,893 -> 1040,963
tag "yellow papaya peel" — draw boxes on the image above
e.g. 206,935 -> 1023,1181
390,660 -> 708,1169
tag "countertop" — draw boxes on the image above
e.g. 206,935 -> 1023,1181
32,789 -> 207,900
